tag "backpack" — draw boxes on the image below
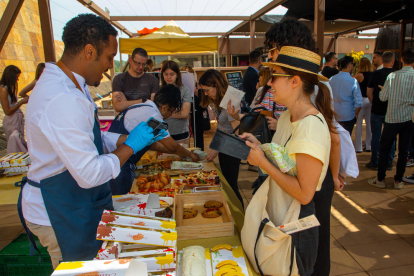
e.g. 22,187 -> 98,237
232,106 -> 272,144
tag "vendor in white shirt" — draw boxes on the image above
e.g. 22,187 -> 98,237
17,14 -> 166,268
108,84 -> 199,195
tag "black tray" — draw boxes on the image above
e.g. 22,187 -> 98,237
209,129 -> 251,160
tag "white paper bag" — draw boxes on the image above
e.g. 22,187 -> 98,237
336,122 -> 359,178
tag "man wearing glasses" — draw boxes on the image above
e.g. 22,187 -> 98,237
112,48 -> 159,112
321,52 -> 339,79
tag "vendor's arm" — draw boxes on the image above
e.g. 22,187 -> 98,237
40,94 -> 155,189
169,102 -> 191,119
19,80 -> 36,97
246,141 -> 321,205
150,136 -> 199,161
0,87 -> 28,115
112,91 -> 143,112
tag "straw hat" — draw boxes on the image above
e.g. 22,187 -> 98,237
262,46 -> 328,82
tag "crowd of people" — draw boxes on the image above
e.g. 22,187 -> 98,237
0,11 -> 413,276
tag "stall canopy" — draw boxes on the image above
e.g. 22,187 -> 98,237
119,21 -> 218,55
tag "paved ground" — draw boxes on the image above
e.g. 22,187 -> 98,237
1,121 -> 414,275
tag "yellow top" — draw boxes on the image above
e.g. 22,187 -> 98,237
273,110 -> 331,191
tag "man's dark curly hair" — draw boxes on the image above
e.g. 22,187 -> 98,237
154,84 -> 182,113
62,14 -> 118,57
264,17 -> 316,52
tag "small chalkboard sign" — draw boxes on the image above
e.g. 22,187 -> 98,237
225,71 -> 243,91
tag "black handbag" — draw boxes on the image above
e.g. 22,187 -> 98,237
232,107 -> 272,144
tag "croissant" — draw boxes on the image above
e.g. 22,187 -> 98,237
142,182 -> 151,190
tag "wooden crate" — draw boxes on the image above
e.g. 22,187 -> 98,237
173,191 -> 234,241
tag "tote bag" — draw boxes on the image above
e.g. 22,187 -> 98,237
241,176 -> 301,276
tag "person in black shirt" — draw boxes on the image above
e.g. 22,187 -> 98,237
366,51 -> 396,171
321,52 -> 339,79
242,50 -> 261,106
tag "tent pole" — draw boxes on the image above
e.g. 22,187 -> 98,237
213,52 -> 216,68
217,51 -> 221,71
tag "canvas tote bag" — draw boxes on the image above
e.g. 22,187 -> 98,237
241,175 -> 301,276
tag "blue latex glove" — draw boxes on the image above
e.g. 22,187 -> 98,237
124,122 -> 154,154
149,129 -> 168,145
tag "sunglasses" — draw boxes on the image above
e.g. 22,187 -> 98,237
269,47 -> 278,55
270,73 -> 293,82
131,59 -> 147,67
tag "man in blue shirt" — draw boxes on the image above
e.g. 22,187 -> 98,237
329,56 -> 363,135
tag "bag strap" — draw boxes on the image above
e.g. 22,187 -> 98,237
254,218 -> 269,276
254,217 -> 296,276
56,60 -> 83,93
284,114 -> 324,147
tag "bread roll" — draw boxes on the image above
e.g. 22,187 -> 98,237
182,245 -> 206,276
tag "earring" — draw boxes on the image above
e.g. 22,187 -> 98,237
162,111 -> 165,114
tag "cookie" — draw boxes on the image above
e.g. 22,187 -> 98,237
204,200 -> 223,208
202,208 -> 222,218
183,208 -> 198,219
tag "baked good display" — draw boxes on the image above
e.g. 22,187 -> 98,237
183,208 -> 198,219
159,159 -> 173,169
141,163 -> 165,176
155,207 -> 173,218
204,200 -> 223,208
202,208 -> 222,218
135,173 -> 172,192
182,245 -> 206,276
179,170 -> 221,186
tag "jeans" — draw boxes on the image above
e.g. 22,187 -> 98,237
338,117 -> 357,136
218,152 -> 243,207
378,121 -> 414,181
355,98 -> 372,151
370,113 -> 395,165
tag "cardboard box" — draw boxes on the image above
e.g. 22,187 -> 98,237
95,241 -> 123,260
0,152 -> 21,168
119,247 -> 176,273
97,223 -> 177,248
101,212 -> 176,230
112,194 -> 173,217
10,152 -> 31,166
52,259 -> 147,276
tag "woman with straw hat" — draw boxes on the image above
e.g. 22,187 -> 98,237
240,46 -> 335,275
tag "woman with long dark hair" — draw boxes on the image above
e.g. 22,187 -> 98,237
19,63 -> 45,98
161,61 -> 192,146
0,65 -> 28,152
199,69 -> 244,206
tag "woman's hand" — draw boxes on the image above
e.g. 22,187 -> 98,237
239,133 -> 261,146
246,140 -> 266,167
267,116 -> 278,131
334,174 -> 345,191
206,149 -> 219,162
226,99 -> 240,121
19,97 -> 29,105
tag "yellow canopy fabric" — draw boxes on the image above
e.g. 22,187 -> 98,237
119,21 -> 218,55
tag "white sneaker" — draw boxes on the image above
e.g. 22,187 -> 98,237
368,177 -> 385,189
394,180 -> 404,190
403,174 -> 414,184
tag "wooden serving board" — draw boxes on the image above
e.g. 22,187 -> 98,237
173,191 -> 234,241
164,161 -> 216,176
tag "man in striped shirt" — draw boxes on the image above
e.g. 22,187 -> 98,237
369,48 -> 414,190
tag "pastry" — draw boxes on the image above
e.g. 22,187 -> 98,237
155,207 -> 173,218
202,208 -> 222,218
182,245 -> 206,276
204,200 -> 223,208
183,208 -> 198,219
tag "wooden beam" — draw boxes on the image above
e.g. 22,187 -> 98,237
226,0 -> 287,36
250,20 -> 255,51
226,36 -> 230,67
326,36 -> 335,52
77,0 -> 133,37
111,16 -> 249,21
110,59 -> 115,81
0,0 -> 25,52
314,0 -> 325,60
38,0 -> 56,62
219,37 -> 226,54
